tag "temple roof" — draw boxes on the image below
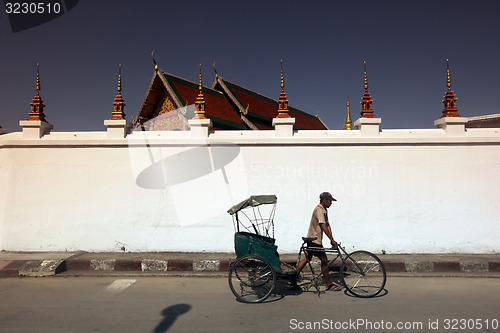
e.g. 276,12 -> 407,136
165,73 -> 244,129
135,68 -> 328,131
136,71 -> 245,130
213,77 -> 328,130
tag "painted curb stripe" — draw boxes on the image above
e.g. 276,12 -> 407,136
1,259 -> 500,275
0,260 -> 12,270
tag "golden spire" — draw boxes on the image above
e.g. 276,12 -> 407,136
363,61 -> 368,90
344,97 -> 353,130
193,64 -> 207,119
280,59 -> 285,90
441,59 -> 461,118
117,64 -> 122,92
26,63 -> 47,122
198,64 -> 202,90
360,61 -> 375,118
276,59 -> 291,118
110,64 -> 126,120
446,58 -> 451,89
36,63 -> 41,91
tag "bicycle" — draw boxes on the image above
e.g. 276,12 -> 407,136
294,236 -> 386,298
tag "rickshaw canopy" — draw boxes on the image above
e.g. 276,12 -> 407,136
228,195 -> 281,272
227,195 -> 277,215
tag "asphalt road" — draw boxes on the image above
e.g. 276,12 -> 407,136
0,276 -> 499,332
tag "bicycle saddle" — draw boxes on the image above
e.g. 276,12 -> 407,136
302,237 -> 317,242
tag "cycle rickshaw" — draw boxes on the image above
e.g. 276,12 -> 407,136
227,195 -> 387,303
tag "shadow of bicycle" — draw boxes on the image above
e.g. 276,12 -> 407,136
272,271 -> 388,302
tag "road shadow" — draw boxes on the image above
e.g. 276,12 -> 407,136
231,269 -> 388,303
271,271 -> 388,301
153,303 -> 192,333
332,271 -> 389,298
268,279 -> 304,302
234,279 -> 302,304
343,288 -> 389,298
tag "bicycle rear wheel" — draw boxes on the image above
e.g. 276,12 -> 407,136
340,250 -> 386,298
228,255 -> 276,303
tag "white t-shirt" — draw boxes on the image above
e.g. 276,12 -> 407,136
306,204 -> 329,245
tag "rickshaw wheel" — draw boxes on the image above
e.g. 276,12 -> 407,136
228,255 -> 276,303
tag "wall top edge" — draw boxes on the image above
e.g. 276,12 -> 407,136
1,128 -> 500,148
2,140 -> 500,148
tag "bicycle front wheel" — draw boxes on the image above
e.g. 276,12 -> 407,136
340,250 -> 386,298
228,255 -> 276,303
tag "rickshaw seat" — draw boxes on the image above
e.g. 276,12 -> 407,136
302,237 -> 317,243
234,232 -> 281,271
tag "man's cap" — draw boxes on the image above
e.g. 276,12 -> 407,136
320,192 -> 336,201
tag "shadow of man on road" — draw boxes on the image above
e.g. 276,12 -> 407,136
153,303 -> 192,333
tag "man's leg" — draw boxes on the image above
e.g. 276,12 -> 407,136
296,250 -> 312,275
320,255 -> 341,290
319,255 -> 333,288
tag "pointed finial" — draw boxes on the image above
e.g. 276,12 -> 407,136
440,59 -> 461,118
360,61 -> 375,118
344,97 -> 353,130
446,58 -> 451,89
213,62 -> 218,78
193,64 -> 207,120
26,63 -> 47,121
36,63 -> 40,91
151,50 -> 158,71
280,59 -> 285,90
276,60 -> 290,118
117,64 -> 122,93
110,64 -> 126,120
363,61 -> 368,90
198,64 -> 203,91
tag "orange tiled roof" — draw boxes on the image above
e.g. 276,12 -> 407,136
215,78 -> 327,130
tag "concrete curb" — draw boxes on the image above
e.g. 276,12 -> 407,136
0,260 -> 67,277
1,255 -> 500,278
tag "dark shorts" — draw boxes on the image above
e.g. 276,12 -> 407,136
305,241 -> 327,258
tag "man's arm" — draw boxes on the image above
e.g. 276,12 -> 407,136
320,223 -> 337,246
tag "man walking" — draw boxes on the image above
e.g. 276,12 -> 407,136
296,192 -> 341,291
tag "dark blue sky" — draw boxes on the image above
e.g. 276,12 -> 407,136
1,0 -> 499,132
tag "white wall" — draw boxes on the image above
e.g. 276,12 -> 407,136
1,124 -> 499,254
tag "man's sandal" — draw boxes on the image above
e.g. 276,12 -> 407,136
326,284 -> 341,291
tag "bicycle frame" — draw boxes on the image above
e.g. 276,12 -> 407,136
296,239 -> 368,294
296,240 -> 339,292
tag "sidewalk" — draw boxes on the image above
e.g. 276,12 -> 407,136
1,251 -> 499,278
